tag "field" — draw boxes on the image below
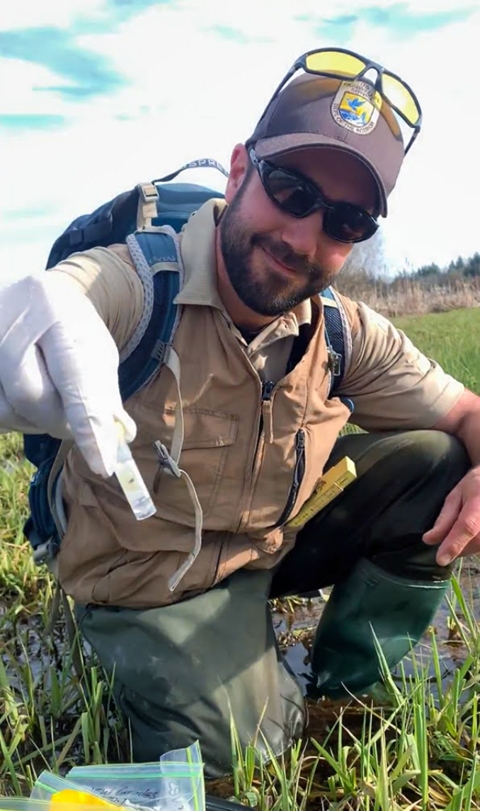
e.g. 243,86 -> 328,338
1,305 -> 480,810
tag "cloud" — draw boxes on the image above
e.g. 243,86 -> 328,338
357,3 -> 474,35
106,0 -> 172,23
1,0 -> 105,31
315,15 -> 358,44
3,204 -> 60,221
0,28 -> 126,103
0,114 -> 66,130
204,25 -> 271,44
316,3 -> 476,44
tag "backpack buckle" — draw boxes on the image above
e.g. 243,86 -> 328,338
153,441 -> 181,478
137,182 -> 160,229
32,537 -> 59,565
139,182 -> 159,203
328,348 -> 342,377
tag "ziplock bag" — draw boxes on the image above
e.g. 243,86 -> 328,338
68,741 -> 204,811
0,800 -> 123,811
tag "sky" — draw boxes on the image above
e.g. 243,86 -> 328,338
1,0 -> 479,281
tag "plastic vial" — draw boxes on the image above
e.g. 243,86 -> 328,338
115,425 -> 156,521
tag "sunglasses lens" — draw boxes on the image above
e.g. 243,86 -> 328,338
264,167 -> 317,216
252,153 -> 378,244
325,203 -> 378,243
305,50 -> 365,78
383,73 -> 421,126
304,49 -> 420,131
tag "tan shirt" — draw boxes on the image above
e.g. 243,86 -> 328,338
52,198 -> 463,431
52,199 -> 465,608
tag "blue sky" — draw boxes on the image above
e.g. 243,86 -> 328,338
1,0 -> 479,279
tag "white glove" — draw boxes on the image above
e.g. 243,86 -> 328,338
0,273 -> 136,477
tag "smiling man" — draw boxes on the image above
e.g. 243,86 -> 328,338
1,48 -> 480,777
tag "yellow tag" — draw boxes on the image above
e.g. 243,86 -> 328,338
286,456 -> 357,529
51,790 -> 119,809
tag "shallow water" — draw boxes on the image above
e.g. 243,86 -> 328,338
274,557 -> 480,694
2,559 -> 479,696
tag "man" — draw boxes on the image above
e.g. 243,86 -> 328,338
1,48 -> 480,777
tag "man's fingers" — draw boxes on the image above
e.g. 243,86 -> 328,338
433,502 -> 480,566
1,343 -> 70,434
423,489 -> 462,545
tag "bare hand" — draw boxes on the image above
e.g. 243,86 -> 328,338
423,466 -> 480,565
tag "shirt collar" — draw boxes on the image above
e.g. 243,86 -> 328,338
175,198 -> 225,308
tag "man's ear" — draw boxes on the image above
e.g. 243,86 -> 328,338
225,144 -> 249,203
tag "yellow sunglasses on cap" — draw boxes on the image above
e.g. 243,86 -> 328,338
262,47 -> 422,153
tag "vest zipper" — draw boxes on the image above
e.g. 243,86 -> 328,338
274,428 -> 306,527
262,380 -> 275,404
260,380 -> 275,445
244,380 -> 275,519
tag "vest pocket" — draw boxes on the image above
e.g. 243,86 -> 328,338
152,408 -> 238,521
274,429 -> 306,527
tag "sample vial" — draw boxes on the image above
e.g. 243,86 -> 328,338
115,424 -> 156,520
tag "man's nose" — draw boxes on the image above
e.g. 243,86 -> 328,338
280,210 -> 327,264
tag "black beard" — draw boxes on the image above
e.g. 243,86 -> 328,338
219,194 -> 336,317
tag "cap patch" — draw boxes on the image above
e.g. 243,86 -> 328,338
331,80 -> 382,135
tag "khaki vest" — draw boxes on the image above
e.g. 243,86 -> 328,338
59,297 -> 352,608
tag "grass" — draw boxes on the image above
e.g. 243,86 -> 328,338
1,307 -> 480,809
336,275 -> 480,319
394,308 -> 480,393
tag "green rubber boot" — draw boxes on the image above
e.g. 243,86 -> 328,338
311,558 -> 450,698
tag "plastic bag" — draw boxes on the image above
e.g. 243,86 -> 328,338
56,742 -> 203,811
66,765 -> 167,809
0,800 -> 123,811
31,773 -> 121,808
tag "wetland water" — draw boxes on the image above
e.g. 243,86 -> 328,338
274,558 -> 480,691
2,559 -> 479,699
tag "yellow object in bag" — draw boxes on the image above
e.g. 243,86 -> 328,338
0,798 -> 127,811
51,792 -> 121,810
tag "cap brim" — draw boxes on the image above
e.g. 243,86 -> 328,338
254,133 -> 388,217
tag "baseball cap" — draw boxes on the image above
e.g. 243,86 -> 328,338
245,73 -> 406,216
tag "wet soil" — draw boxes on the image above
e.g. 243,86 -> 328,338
2,558 -> 479,688
273,557 -> 480,709
1,559 -> 479,807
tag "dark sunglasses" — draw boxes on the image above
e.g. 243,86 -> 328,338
249,149 -> 379,244
258,47 -> 422,154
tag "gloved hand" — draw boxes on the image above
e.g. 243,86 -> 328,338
0,273 -> 136,477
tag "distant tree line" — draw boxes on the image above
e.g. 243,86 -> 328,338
336,245 -> 480,301
409,253 -> 480,282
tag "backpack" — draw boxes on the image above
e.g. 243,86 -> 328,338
22,158 -> 352,567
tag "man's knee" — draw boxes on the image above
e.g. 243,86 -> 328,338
296,429 -> 470,586
74,576 -> 305,778
356,430 -> 470,580
399,430 -> 469,487
331,430 -> 469,518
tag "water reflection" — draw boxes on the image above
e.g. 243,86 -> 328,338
274,557 -> 480,694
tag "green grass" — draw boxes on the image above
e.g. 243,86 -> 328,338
1,308 -> 480,809
394,308 -> 480,393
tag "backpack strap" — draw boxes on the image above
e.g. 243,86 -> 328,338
320,287 -> 354,412
153,157 -> 229,184
120,227 -> 183,396
124,227 -> 186,470
48,226 -> 203,593
136,158 -> 229,230
125,227 -> 203,592
35,227 -> 185,566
